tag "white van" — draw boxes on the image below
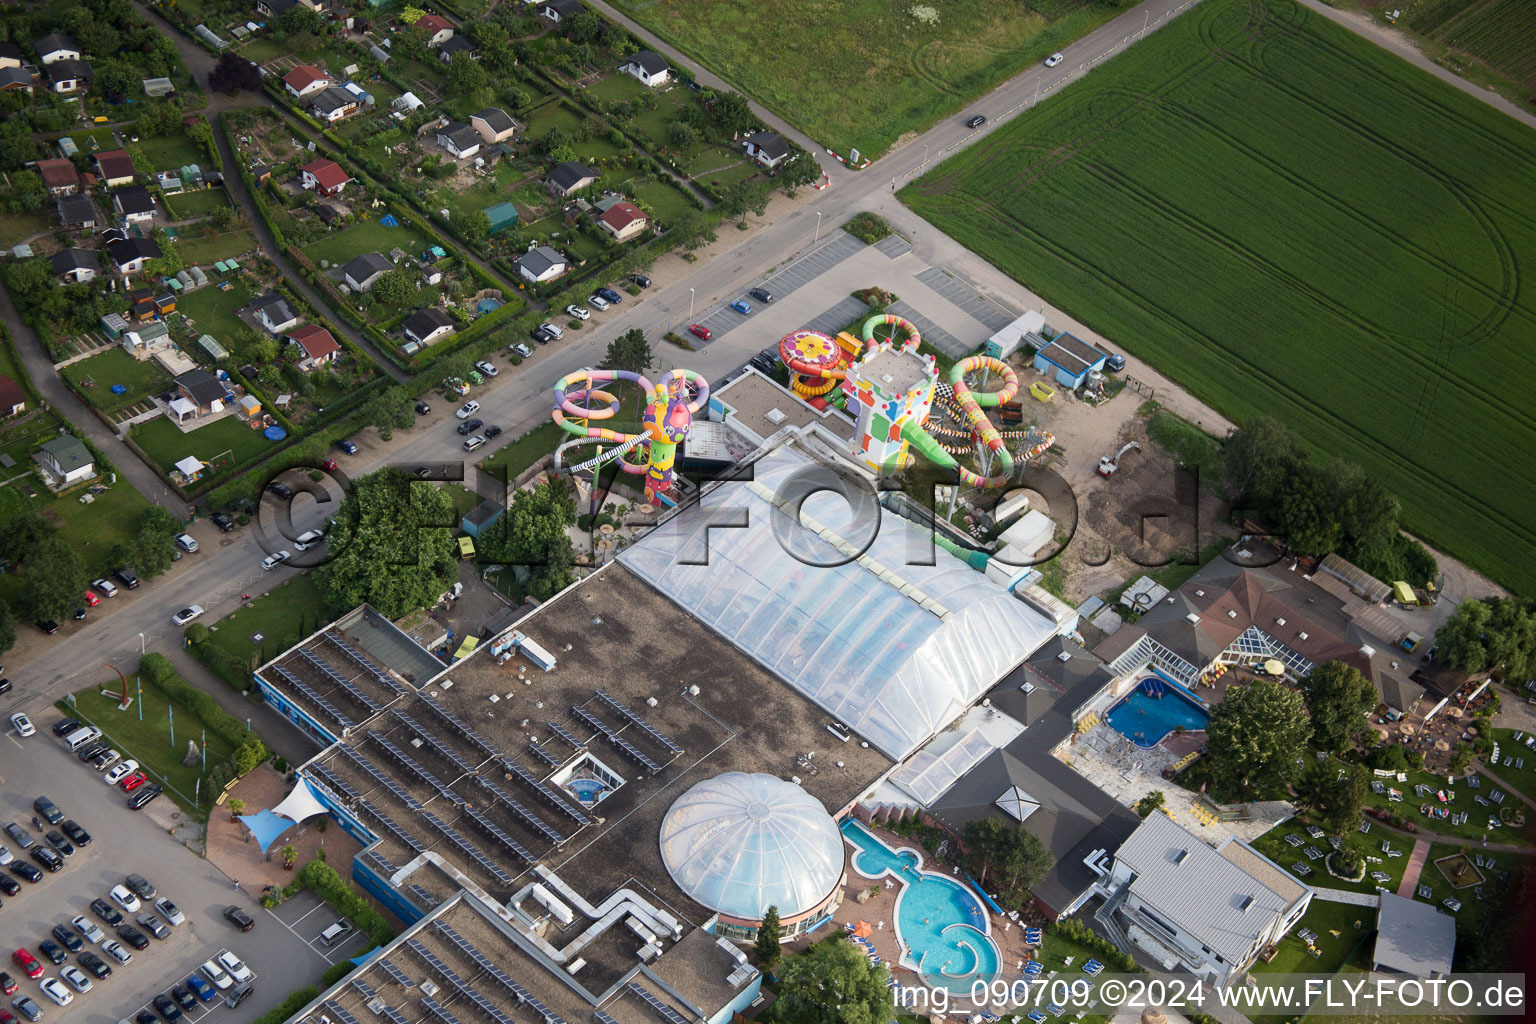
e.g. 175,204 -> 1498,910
318,921 -> 353,946
64,726 -> 102,752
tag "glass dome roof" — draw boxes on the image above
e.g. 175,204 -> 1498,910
659,772 -> 844,921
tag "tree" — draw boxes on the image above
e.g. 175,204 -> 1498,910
392,26 -> 430,65
777,149 -> 822,189
1222,415 -> 1308,510
209,51 -> 264,94
232,737 -> 268,776
1205,676 -> 1311,799
20,535 -> 87,624
281,843 -> 299,868
92,59 -> 139,100
721,179 -> 764,224
707,90 -> 756,136
371,270 -> 412,306
669,210 -> 715,251
753,905 -> 781,972
666,121 -> 699,149
0,600 -> 14,657
1299,661 -> 1376,752
0,509 -> 55,565
564,11 -> 603,43
1483,597 -> 1536,679
4,257 -> 52,300
1448,743 -> 1473,776
1435,599 -> 1498,674
1134,791 -> 1166,819
960,816 -> 1053,906
227,797 -> 246,821
277,5 -> 324,34
775,938 -> 891,1024
601,328 -> 652,376
315,468 -> 459,618
1294,761 -> 1368,834
447,51 -> 488,94
458,210 -> 491,247
477,480 -> 577,600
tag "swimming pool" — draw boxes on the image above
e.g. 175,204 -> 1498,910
841,819 -> 1001,992
1106,677 -> 1209,747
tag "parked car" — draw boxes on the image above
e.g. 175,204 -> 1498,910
223,906 -> 254,933
33,799 -> 61,826
34,621 -> 58,635
58,967 -> 89,995
90,579 -> 118,598
210,512 -> 235,532
748,287 -> 773,304
1044,52 -> 1063,67
112,569 -> 139,590
136,915 -> 168,941
103,763 -> 137,786
596,287 -> 622,305
2,825 -> 32,850
334,439 -> 359,455
320,456 -> 339,473
966,114 -> 986,128
8,952 -> 39,981
200,960 -> 232,990
76,952 -> 110,980
50,720 -> 78,738
266,481 -> 292,499
292,531 -> 324,552
456,417 -> 483,436
215,951 -> 252,983
91,750 -> 120,771
184,974 -> 213,1002
11,996 -> 41,1022
43,832 -> 73,858
0,877 -> 16,896
8,864 -> 40,884
0,972 -> 14,995
99,940 -> 131,966
171,985 -> 196,1011
170,606 -> 204,627
688,324 -> 712,341
30,848 -> 61,875
260,551 -> 292,572
75,742 -> 107,763
414,400 -> 431,415
69,918 -> 103,944
462,435 -> 485,452
565,304 -> 590,320
114,926 -> 148,951
127,785 -> 162,811
173,533 -> 198,553
152,992 -> 181,1022
110,886 -> 141,913
124,874 -> 157,900
1104,352 -> 1126,372
153,899 -> 185,927
730,299 -> 752,315
586,295 -> 609,311
628,273 -> 651,288
538,322 -> 564,340
510,342 -> 533,359
8,715 -> 32,739
456,400 -> 481,419
120,773 -> 147,793
89,899 -> 122,926
474,360 -> 499,378
483,425 -> 502,439
35,943 -> 64,967
37,980 -> 69,1009
58,822 -> 88,849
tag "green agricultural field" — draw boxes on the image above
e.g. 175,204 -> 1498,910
607,0 -> 1117,159
1405,0 -> 1536,93
902,0 -> 1536,593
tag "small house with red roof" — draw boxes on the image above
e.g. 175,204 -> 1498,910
416,14 -> 454,46
299,158 -> 352,197
597,200 -> 649,243
36,158 -> 80,196
94,149 -> 138,188
289,324 -> 341,370
0,372 -> 26,417
283,64 -> 331,100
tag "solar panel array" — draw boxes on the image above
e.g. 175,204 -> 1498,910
528,742 -> 559,767
366,849 -> 398,875
393,710 -> 479,776
433,923 -> 565,1024
301,648 -> 383,714
593,1013 -> 620,1024
458,801 -> 535,864
326,632 -> 409,696
455,983 -> 517,1024
419,996 -> 466,1024
569,707 -> 662,775
420,810 -> 515,886
342,747 -> 424,812
419,698 -> 502,760
371,735 -> 463,806
626,984 -> 690,1024
326,1001 -> 364,1024
547,722 -> 584,751
352,978 -> 378,999
378,959 -> 416,988
307,764 -> 360,802
361,800 -> 426,853
407,939 -> 465,987
408,884 -> 439,908
501,759 -> 590,825
474,777 -> 564,845
596,690 -> 683,754
272,664 -> 355,730
378,1007 -> 412,1024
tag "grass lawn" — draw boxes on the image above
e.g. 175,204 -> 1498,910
1248,818 -> 1410,897
164,189 -> 232,220
136,134 -> 206,173
67,348 -> 173,414
176,279 -> 254,343
64,681 -> 236,816
301,219 -> 434,269
1413,842 -> 1523,967
608,0 -> 1115,158
478,420 -> 563,482
238,37 -> 287,63
0,209 -> 51,242
1358,762 -> 1535,844
133,415 -> 277,480
204,574 -> 333,670
1480,728 -> 1536,801
429,159 -> 532,227
0,468 -> 151,578
0,410 -> 64,471
630,179 -> 694,226
175,228 -> 258,267
902,0 -> 1536,595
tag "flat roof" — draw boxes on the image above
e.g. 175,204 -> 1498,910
854,346 -> 931,396
711,369 -> 851,444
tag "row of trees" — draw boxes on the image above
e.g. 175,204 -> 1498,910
1434,596 -> 1536,678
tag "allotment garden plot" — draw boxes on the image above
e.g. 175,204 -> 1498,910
901,0 -> 1536,594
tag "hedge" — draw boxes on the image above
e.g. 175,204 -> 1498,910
137,653 -> 258,748
299,860 -> 395,947
320,960 -> 356,987
1049,919 -> 1142,975
252,986 -> 319,1024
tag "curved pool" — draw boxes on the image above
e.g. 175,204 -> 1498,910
842,819 -> 1001,992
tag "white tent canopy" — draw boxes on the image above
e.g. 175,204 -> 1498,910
174,456 -> 202,477
272,776 -> 331,823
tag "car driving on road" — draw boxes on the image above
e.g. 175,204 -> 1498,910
170,606 -> 204,626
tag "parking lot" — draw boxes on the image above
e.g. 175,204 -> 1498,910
0,714 -> 347,1024
261,893 -> 371,966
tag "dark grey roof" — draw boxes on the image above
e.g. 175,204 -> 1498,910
473,107 -> 516,135
112,185 -> 155,216
107,236 -> 160,265
403,307 -> 453,339
45,59 -> 91,85
1037,332 -> 1105,377
34,34 -> 78,57
342,251 -> 391,283
310,86 -> 357,115
743,130 -> 789,161
438,122 -> 480,151
983,636 -> 1113,730
252,292 -> 298,325
261,0 -> 299,12
50,247 -> 96,274
0,68 -> 30,89
518,245 -> 566,278
541,0 -> 584,15
0,42 -> 22,62
38,434 -> 91,472
175,368 -> 227,406
438,35 -> 476,56
1373,893 -> 1455,977
546,160 -> 594,192
56,195 -> 98,225
626,50 -> 669,76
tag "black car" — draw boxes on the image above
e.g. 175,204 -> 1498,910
77,952 -> 111,980
128,784 -> 162,810
50,927 -> 81,954
91,898 -> 123,925
596,287 -> 622,305
90,749 -> 114,770
153,992 -> 183,1023
77,742 -> 108,763
51,719 -> 79,738
223,906 -> 254,932
137,1010 -> 159,1024
32,798 -> 62,825
456,417 -> 483,436
414,400 -> 431,415
116,924 -> 149,950
267,481 -> 293,499
748,287 -> 773,304
413,466 -> 431,479
73,607 -> 87,620
171,985 -> 196,1011
210,512 -> 235,533
9,862 -> 41,883
0,970 -> 15,994
37,941 -> 65,966
966,114 -> 987,128
59,821 -> 91,848
334,439 -> 359,455
113,568 -> 140,590
125,873 -> 157,900
0,678 -> 8,695
30,847 -> 62,872
628,273 -> 651,288
483,425 -> 503,439
34,620 -> 58,635
0,875 -> 18,896
43,833 -> 72,858
749,355 -> 775,374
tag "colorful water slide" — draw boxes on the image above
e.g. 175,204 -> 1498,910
860,313 -> 920,349
903,357 -> 1019,488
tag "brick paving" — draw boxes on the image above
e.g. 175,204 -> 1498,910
205,763 -> 363,894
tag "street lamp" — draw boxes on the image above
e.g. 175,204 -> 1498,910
814,211 -> 823,243
138,632 -> 145,655
688,287 -> 695,319
922,143 -> 929,170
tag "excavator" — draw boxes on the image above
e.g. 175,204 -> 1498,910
1097,441 -> 1142,477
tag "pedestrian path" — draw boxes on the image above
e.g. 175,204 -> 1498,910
1396,838 -> 1432,897
1311,887 -> 1381,907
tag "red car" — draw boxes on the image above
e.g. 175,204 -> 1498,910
83,591 -> 101,607
11,950 -> 41,980
321,457 -> 339,472
119,772 -> 147,792
688,324 -> 711,341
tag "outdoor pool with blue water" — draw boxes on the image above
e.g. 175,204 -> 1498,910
841,819 -> 1000,991
1106,677 -> 1209,747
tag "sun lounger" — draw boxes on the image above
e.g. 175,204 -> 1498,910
1358,820 -> 1371,833
1083,960 -> 1104,976
1023,962 -> 1043,977
1307,825 -> 1324,838
1467,775 -> 1480,788
1328,836 -> 1342,849
1388,850 -> 1402,857
1371,871 -> 1390,882
1027,1012 -> 1046,1023
1304,846 -> 1323,860
1443,898 -> 1462,912
1417,885 -> 1433,899
1047,1004 -> 1064,1016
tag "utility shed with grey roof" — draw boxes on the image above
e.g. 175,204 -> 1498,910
1372,893 -> 1454,978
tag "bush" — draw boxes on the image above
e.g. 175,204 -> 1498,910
1051,918 -> 1141,973
253,987 -> 318,1024
136,655 -> 257,748
232,737 -> 269,777
321,960 -> 355,987
1366,743 -> 1409,772
843,212 -> 892,245
298,860 -> 395,947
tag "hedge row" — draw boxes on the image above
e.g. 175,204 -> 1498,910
298,860 -> 395,948
252,987 -> 319,1024
1049,918 -> 1142,975
138,653 -> 257,748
